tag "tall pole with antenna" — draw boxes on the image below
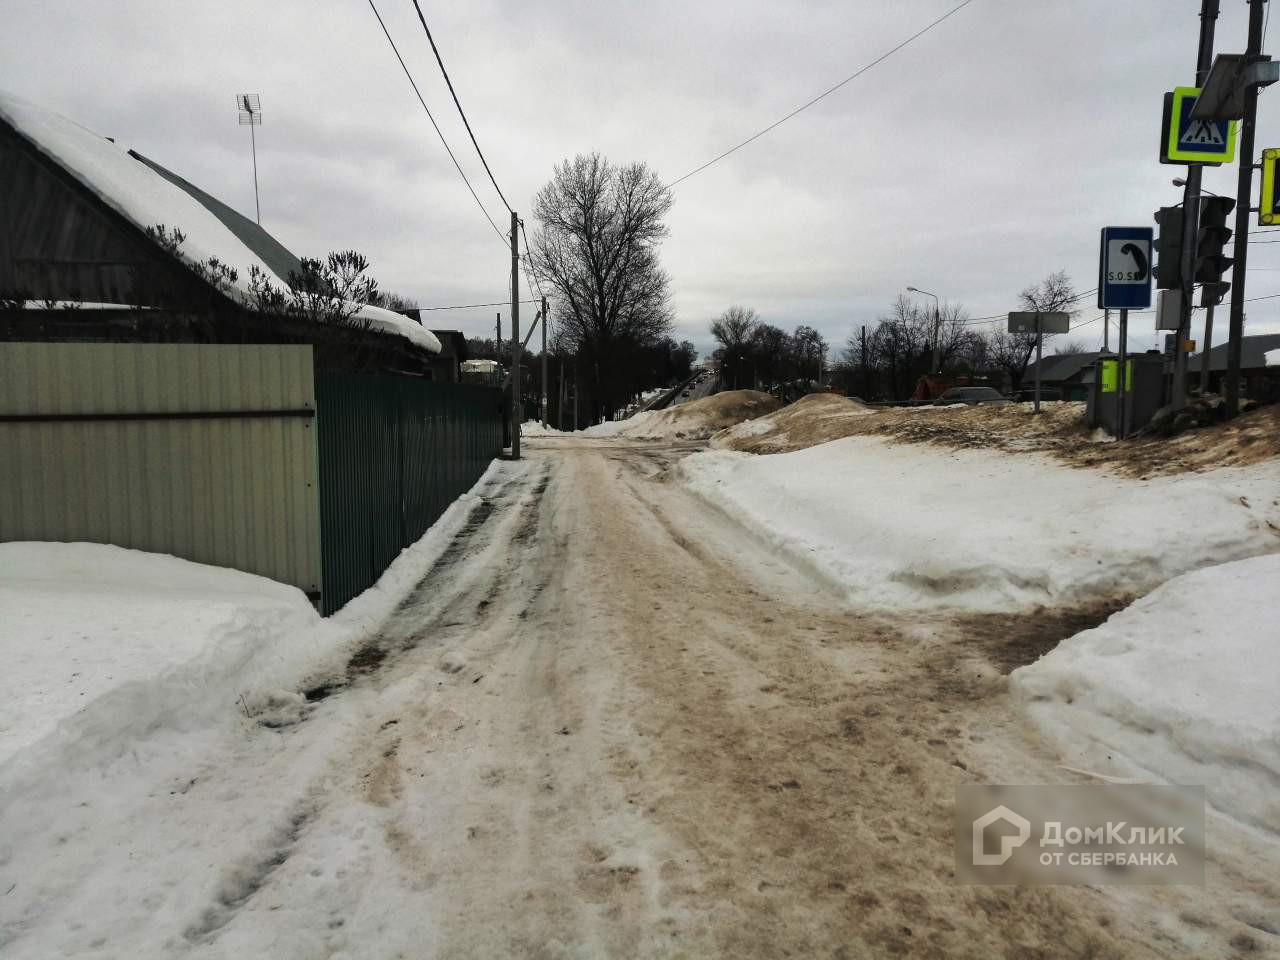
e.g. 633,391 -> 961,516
236,94 -> 262,224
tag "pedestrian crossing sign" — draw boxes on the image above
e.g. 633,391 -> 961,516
1161,87 -> 1236,165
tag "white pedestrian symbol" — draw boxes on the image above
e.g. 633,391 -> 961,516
1182,120 -> 1224,146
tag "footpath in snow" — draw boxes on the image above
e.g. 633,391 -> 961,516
678,434 -> 1280,613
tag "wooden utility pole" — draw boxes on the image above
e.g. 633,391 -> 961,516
1226,0 -> 1267,416
495,313 -> 501,358
540,295 -> 548,428
510,212 -> 521,459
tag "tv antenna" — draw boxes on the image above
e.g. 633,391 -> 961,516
236,93 -> 262,223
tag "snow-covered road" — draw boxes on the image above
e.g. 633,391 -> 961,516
3,437 -> 1277,958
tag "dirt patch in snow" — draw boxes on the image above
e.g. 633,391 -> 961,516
713,394 -> 1280,477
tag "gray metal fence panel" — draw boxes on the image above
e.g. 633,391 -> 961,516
0,342 -> 322,594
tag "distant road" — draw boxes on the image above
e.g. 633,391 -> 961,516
666,372 -> 719,408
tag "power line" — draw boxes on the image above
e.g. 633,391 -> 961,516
417,299 -> 539,312
409,0 -> 512,214
366,0 -> 507,248
665,0 -> 979,189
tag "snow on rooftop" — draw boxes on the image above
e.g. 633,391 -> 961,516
0,91 -> 439,354
1266,348 -> 1280,367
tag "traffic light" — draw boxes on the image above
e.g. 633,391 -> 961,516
1194,196 -> 1235,305
1154,206 -> 1184,289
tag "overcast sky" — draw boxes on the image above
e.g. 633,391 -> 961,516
6,0 -> 1280,359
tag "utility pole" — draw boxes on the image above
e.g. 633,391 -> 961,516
510,211 -> 521,459
1226,0 -> 1268,416
540,295 -> 548,428
573,367 -> 579,431
1173,0 -> 1221,410
495,312 -> 501,359
1103,309 -> 1110,353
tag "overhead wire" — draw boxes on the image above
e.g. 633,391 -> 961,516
664,0 -> 979,189
365,0 -> 507,248
409,0 -> 513,214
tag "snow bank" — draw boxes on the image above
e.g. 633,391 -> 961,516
678,435 -> 1280,613
520,420 -> 567,437
0,542 -> 322,764
0,460 -> 505,776
1012,555 -> 1280,835
582,390 -> 780,440
0,91 -> 438,355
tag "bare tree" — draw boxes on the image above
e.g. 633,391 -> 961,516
711,306 -> 758,353
710,306 -> 759,389
531,153 -> 674,418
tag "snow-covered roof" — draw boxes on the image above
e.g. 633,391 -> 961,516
0,91 -> 439,355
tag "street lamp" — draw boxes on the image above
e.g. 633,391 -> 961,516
906,285 -> 942,373
1173,177 -> 1222,198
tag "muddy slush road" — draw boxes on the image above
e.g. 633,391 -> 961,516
272,436 -> 1277,959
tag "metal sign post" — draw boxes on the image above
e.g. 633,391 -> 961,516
1118,309 -> 1130,438
1008,312 -> 1070,414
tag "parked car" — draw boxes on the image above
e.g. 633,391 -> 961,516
1015,386 -> 1064,402
935,386 -> 1012,406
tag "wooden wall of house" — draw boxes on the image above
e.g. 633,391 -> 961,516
0,127 -> 169,303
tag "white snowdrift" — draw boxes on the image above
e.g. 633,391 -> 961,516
678,436 -> 1280,613
0,460 -> 505,774
1012,555 -> 1280,836
0,542 -> 326,765
0,90 -> 438,355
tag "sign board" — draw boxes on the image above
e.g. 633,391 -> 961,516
1261,148 -> 1280,226
1097,227 -> 1154,310
1008,312 -> 1069,334
1155,288 -> 1182,330
1160,88 -> 1236,165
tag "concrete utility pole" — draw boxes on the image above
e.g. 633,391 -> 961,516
540,295 -> 548,428
1173,0 -> 1221,410
1226,0 -> 1268,416
1103,309 -> 1110,353
510,211 -> 521,459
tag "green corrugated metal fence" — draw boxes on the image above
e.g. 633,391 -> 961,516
315,372 -> 503,615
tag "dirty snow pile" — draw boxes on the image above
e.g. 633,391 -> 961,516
678,435 -> 1280,613
1012,554 -> 1280,836
582,390 -> 780,440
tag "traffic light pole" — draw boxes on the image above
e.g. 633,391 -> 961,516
1226,0 -> 1267,417
1174,0 -> 1221,409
